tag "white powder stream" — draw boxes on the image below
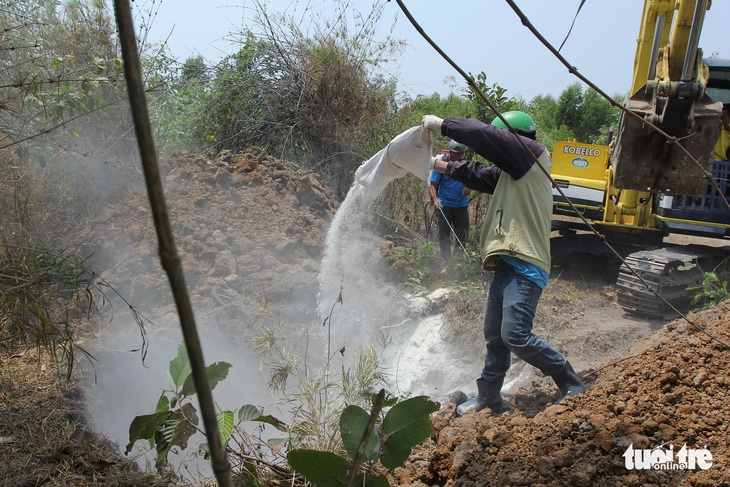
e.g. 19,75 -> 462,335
316,181 -> 537,398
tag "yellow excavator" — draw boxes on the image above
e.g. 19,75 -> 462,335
550,0 -> 730,316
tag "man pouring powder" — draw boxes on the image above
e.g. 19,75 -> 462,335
422,112 -> 585,414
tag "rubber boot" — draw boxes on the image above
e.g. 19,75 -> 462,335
551,361 -> 585,403
456,378 -> 508,415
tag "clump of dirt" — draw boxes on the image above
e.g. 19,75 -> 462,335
394,302 -> 730,486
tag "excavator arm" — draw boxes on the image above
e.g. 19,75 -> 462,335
611,0 -> 721,195
550,0 -> 730,317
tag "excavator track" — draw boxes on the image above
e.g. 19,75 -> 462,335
616,245 -> 730,317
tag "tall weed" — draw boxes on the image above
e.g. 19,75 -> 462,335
0,244 -> 95,378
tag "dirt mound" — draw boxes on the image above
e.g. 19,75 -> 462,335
71,147 -> 339,324
1,147 -> 344,485
394,302 -> 730,487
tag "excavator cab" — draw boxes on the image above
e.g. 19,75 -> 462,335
610,0 -> 722,196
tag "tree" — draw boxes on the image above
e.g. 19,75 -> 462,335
0,0 -> 133,242
181,55 -> 208,84
146,52 -> 211,152
465,71 -> 516,124
170,1 -> 404,197
577,88 -> 620,144
525,94 -> 559,132
556,82 -> 584,135
554,82 -> 619,145
396,92 -> 474,141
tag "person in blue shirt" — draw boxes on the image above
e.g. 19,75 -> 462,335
428,140 -> 472,262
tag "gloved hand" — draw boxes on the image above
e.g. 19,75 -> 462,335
422,115 -> 444,132
430,156 -> 438,169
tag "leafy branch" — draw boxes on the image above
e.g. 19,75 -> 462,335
683,261 -> 730,311
287,391 -> 439,487
126,342 -> 286,473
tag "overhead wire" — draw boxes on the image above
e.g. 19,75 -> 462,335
557,0 -> 587,52
391,0 -> 729,350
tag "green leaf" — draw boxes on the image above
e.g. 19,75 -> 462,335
126,411 -> 172,455
181,361 -> 232,397
155,418 -> 180,469
237,404 -> 287,431
158,403 -> 198,452
169,342 -> 191,387
217,410 -> 234,444
152,403 -> 199,470
257,414 -> 287,431
380,396 -> 439,469
340,405 -> 378,461
238,404 -> 263,422
177,402 -> 199,444
155,393 -> 170,413
287,449 -> 350,487
703,272 -> 719,283
240,460 -> 262,486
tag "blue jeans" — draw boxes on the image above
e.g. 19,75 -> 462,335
481,259 -> 566,382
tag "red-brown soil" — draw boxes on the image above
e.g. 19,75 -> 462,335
394,305 -> 730,486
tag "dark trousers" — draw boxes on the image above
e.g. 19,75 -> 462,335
437,205 -> 469,260
481,259 -> 566,382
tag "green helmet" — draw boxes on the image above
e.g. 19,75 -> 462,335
491,111 -> 536,139
448,140 -> 468,153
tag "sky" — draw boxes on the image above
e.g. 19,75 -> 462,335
140,0 -> 730,101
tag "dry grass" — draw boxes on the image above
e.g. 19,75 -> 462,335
0,345 -> 176,487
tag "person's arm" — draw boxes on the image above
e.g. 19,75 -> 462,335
428,167 -> 442,207
441,118 -> 543,179
428,182 -> 441,208
460,158 -> 472,196
432,157 -> 501,194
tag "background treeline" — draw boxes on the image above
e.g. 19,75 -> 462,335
1,0 -> 622,246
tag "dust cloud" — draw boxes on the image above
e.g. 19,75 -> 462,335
70,148 -> 338,471
68,147 -> 471,473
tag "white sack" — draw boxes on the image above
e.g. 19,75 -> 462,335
354,126 -> 433,197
